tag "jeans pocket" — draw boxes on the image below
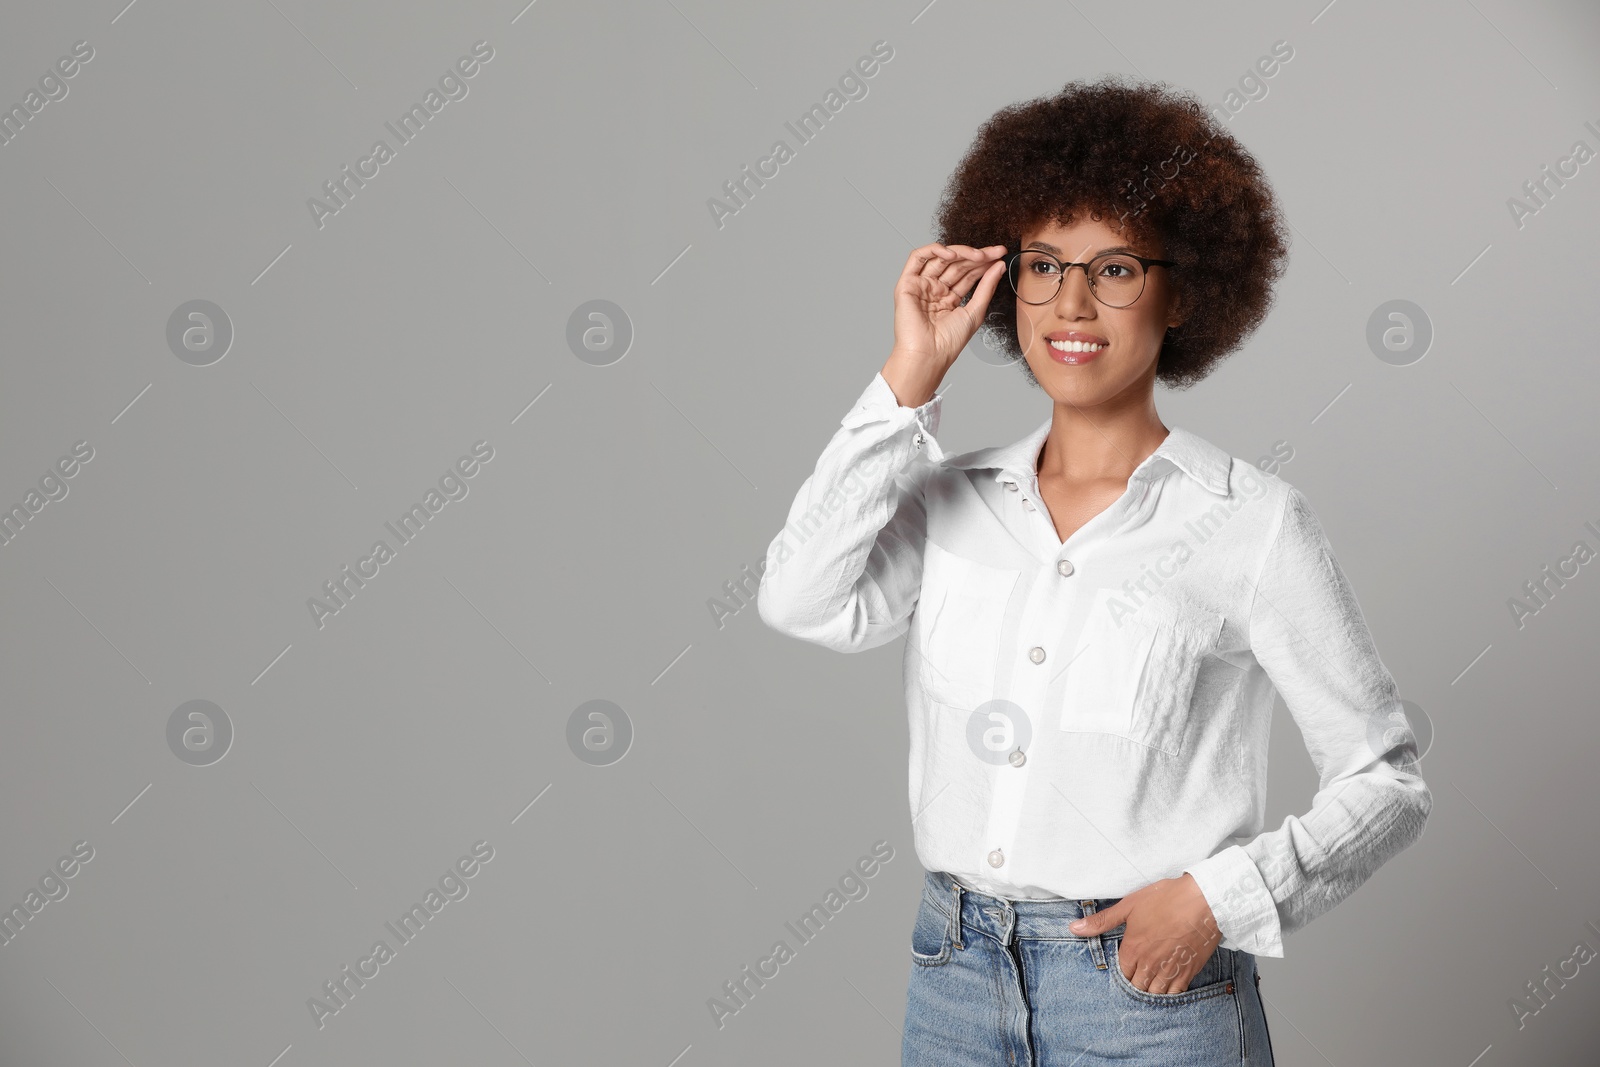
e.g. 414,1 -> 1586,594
909,891 -> 953,967
1107,937 -> 1236,1005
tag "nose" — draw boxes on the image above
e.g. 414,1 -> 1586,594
1051,264 -> 1097,319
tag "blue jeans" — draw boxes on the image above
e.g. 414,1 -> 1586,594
903,870 -> 1275,1066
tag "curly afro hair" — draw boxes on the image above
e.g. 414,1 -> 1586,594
934,75 -> 1289,389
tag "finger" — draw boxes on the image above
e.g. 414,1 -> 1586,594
1075,897 -> 1130,934
949,262 -> 1007,337
1121,952 -> 1145,990
944,243 -> 1008,260
932,242 -> 1005,274
940,257 -> 995,298
899,244 -> 957,285
946,245 -> 1007,284
1155,967 -> 1192,995
962,258 -> 1008,316
918,254 -> 965,286
1146,954 -> 1183,995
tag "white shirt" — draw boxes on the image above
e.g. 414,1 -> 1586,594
757,371 -> 1431,958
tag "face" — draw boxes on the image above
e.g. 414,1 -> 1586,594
1011,214 -> 1181,409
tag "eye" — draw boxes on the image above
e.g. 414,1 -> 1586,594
1098,261 -> 1131,278
1030,259 -> 1060,275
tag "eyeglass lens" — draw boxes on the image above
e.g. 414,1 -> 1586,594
1008,252 -> 1149,308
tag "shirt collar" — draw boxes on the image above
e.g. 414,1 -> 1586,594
942,417 -> 1232,497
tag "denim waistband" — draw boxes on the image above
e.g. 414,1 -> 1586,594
924,869 -> 1127,944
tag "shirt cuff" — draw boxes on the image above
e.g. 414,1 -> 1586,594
1182,846 -> 1284,958
839,371 -> 946,462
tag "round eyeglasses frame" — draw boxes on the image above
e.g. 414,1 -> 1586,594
1004,249 -> 1176,309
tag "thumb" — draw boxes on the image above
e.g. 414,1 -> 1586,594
1069,898 -> 1130,935
961,258 -> 1008,329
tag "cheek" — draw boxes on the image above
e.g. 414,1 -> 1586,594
1113,303 -> 1169,340
1013,307 -> 1043,352
1147,277 -> 1179,322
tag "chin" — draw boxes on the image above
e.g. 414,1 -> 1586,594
1032,365 -> 1135,408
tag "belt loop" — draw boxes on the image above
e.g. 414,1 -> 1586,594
1080,899 -> 1107,970
949,876 -> 965,950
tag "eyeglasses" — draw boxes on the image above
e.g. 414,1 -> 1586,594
1004,249 -> 1175,308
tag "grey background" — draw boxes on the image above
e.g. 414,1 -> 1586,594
1,0 -> 1597,1064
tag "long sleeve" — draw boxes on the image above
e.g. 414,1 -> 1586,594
756,371 -> 944,653
1183,485 -> 1432,957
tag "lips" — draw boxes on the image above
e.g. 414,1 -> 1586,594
1044,331 -> 1108,364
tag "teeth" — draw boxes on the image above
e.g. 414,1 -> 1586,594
1049,340 -> 1105,353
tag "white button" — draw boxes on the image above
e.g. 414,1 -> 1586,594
912,432 -> 924,450
1009,748 -> 1026,767
1005,481 -> 1019,491
987,849 -> 1005,867
1028,646 -> 1046,664
1023,499 -> 1035,511
1057,559 -> 1075,577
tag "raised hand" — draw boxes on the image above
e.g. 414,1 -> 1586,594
880,242 -> 1008,408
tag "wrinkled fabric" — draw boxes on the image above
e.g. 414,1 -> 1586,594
758,371 -> 1431,958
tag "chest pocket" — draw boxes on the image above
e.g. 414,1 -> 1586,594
1058,589 -> 1223,756
914,539 -> 1021,712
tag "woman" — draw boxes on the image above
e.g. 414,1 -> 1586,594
757,77 -> 1430,1066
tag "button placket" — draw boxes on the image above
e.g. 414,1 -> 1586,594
978,735 -> 1030,874
981,766 -> 1029,873
973,568 -> 1056,885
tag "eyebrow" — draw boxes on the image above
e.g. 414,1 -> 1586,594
1024,241 -> 1143,258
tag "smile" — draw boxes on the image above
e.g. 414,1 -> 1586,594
1046,339 -> 1106,364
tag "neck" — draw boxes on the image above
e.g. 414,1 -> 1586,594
1035,397 -> 1169,484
